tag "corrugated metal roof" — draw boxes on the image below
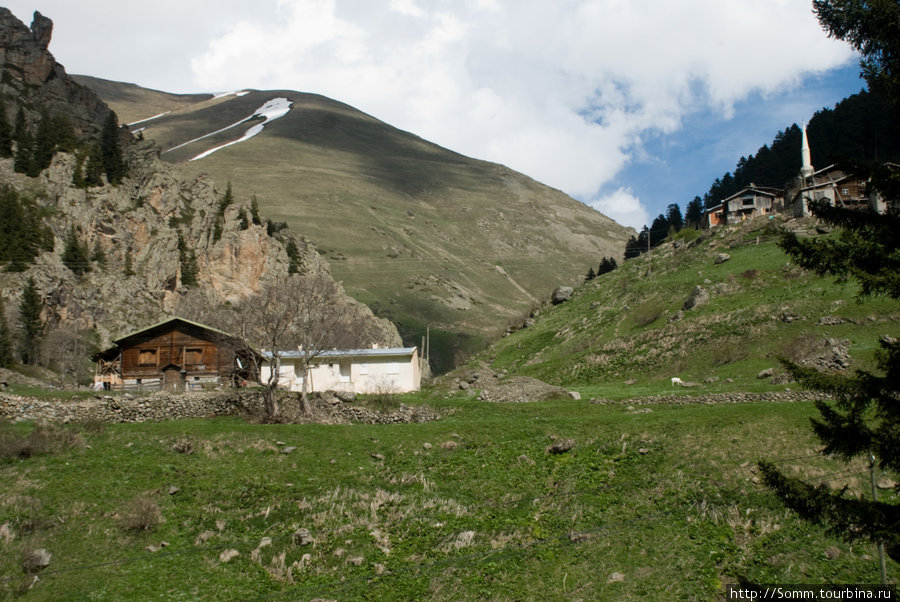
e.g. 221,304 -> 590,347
262,347 -> 417,360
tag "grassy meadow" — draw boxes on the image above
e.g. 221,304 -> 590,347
1,392 -> 895,600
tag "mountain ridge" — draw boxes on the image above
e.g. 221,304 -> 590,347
77,77 -> 633,370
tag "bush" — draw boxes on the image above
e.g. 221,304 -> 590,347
119,497 -> 161,532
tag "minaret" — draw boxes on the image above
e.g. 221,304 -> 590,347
800,123 -> 814,181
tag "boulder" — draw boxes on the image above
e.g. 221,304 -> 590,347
682,285 -> 709,311
714,253 -> 731,264
551,286 -> 574,305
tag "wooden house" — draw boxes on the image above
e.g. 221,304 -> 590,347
93,317 -> 254,392
791,164 -> 880,217
722,186 -> 782,223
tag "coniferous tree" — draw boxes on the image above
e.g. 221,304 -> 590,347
61,226 -> 91,275
13,129 -> 33,175
0,296 -> 12,368
649,214 -> 669,247
585,266 -> 596,282
0,100 -> 12,158
100,111 -> 126,185
12,106 -> 26,147
760,1 -> 900,567
250,196 -> 262,226
18,277 -> 42,365
238,208 -> 250,230
177,231 -> 198,287
285,238 -> 302,274
666,203 -> 684,232
685,196 -> 704,229
33,109 -> 55,172
83,143 -> 104,187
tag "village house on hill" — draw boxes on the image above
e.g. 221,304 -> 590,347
704,124 -> 894,227
92,317 -> 256,392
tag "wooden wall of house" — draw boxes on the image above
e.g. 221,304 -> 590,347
119,325 -> 233,380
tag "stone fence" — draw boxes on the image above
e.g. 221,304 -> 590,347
590,390 -> 830,405
0,390 -> 263,424
0,390 -> 441,425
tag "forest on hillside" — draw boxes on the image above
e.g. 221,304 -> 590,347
702,88 -> 900,208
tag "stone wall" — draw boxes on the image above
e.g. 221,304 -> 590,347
0,390 -> 263,424
0,390 -> 440,425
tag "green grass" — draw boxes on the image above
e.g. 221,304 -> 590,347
1,394 -> 894,600
480,218 -> 899,393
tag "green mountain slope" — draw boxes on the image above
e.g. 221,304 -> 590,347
80,80 -> 633,371
477,216 -> 899,398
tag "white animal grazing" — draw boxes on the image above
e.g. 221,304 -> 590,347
670,377 -> 684,387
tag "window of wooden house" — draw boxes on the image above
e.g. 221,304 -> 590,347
841,188 -> 850,197
185,347 -> 203,365
138,349 -> 157,366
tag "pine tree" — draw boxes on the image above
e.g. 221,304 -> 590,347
33,109 -> 55,172
0,296 -> 12,368
177,231 -> 198,287
83,143 -> 104,187
100,111 -> 126,185
585,266 -> 596,282
666,203 -> 684,232
18,277 -> 42,365
685,196 -> 704,229
760,0 -> 900,568
0,99 -> 12,158
250,196 -> 262,226
238,208 -> 250,230
13,129 -> 33,175
285,238 -> 302,274
62,226 -> 91,275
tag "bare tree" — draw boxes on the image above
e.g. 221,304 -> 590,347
175,274 -> 375,419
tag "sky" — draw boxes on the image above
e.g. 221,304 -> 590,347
3,1 -> 863,230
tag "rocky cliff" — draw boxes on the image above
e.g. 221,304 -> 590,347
0,8 -> 109,137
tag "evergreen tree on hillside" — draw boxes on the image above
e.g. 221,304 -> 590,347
83,143 -> 104,187
0,186 -> 53,271
0,296 -> 12,368
585,266 -> 596,282
759,0 -> 900,572
100,111 -> 126,185
666,203 -> 684,232
685,196 -> 704,229
61,226 -> 91,276
18,277 -> 42,365
177,231 -> 198,287
0,100 -> 12,158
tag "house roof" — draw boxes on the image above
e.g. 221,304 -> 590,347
93,316 -> 246,362
723,187 -> 778,202
263,347 -> 418,361
111,316 -> 237,345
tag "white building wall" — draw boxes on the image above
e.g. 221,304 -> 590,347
259,349 -> 421,394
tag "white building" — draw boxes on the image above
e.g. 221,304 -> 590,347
260,346 -> 422,394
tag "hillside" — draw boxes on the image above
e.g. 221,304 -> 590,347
79,80 -> 634,371
471,215 -> 899,398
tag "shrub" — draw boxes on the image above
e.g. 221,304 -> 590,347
119,497 -> 161,532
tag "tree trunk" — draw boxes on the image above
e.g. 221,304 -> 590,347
300,361 -> 312,415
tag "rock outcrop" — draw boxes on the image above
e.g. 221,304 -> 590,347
0,9 -> 110,136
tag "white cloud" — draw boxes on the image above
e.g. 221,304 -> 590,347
187,1 -> 855,227
589,187 -> 648,231
8,0 -> 855,227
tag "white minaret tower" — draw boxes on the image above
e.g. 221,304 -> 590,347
800,123 -> 814,181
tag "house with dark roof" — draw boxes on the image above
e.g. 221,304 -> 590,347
93,317 -> 255,392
